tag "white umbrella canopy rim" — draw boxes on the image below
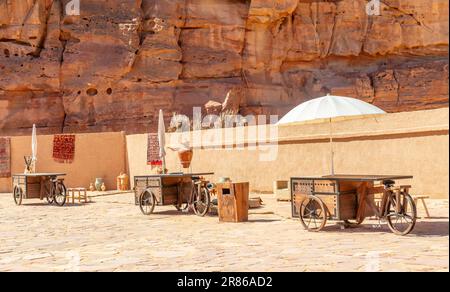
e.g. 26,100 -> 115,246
277,95 -> 386,125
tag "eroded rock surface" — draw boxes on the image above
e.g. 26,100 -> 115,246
0,0 -> 448,135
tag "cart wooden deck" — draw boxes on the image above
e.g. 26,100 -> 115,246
12,173 -> 68,206
291,175 -> 414,223
12,173 -> 66,200
134,173 -> 214,206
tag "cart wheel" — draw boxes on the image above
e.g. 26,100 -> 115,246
139,191 -> 156,215
298,195 -> 327,232
193,186 -> 210,217
54,182 -> 67,207
13,186 -> 23,206
386,192 -> 417,236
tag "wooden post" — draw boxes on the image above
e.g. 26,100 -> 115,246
39,176 -> 45,200
356,182 -> 368,223
162,157 -> 167,174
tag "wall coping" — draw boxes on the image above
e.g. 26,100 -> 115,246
162,108 -> 449,148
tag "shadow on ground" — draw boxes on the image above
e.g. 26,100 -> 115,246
321,221 -> 449,237
15,202 -> 92,207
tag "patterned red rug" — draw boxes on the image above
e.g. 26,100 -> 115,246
147,133 -> 162,167
53,135 -> 76,163
0,137 -> 11,178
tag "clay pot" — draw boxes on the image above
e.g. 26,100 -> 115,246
157,167 -> 168,175
117,173 -> 130,191
101,183 -> 106,192
178,150 -> 193,168
121,173 -> 129,190
116,173 -> 123,190
95,178 -> 104,191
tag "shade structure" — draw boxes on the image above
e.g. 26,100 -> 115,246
277,95 -> 386,174
278,95 -> 386,125
158,109 -> 166,173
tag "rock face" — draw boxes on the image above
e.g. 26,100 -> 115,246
0,0 -> 448,135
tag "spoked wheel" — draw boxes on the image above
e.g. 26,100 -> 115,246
298,195 -> 327,232
44,181 -> 54,205
193,186 -> 210,217
386,192 -> 417,236
139,191 -> 156,215
54,182 -> 67,207
13,186 -> 23,206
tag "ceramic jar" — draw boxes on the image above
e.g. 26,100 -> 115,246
178,149 -> 193,168
95,178 -> 104,191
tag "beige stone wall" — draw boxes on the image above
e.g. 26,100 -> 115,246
0,132 -> 126,193
4,109 -> 447,198
127,108 -> 449,199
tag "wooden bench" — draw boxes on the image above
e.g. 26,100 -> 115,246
273,180 -> 290,201
67,188 -> 88,204
374,194 -> 431,219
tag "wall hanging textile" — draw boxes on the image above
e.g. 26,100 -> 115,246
147,133 -> 162,167
53,135 -> 76,163
0,137 -> 11,177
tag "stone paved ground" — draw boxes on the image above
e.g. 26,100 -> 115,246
0,193 -> 448,272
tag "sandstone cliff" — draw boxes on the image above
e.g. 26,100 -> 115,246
0,0 -> 448,135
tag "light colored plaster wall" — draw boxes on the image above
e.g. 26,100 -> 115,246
0,132 -> 126,193
127,108 -> 449,199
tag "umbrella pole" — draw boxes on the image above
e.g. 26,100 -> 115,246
162,157 -> 167,174
330,118 -> 335,175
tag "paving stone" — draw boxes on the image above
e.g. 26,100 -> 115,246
0,193 -> 448,272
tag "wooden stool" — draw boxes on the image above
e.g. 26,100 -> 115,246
413,195 -> 431,218
67,188 -> 88,204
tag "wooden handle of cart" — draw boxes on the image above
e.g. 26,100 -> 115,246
356,183 -> 388,222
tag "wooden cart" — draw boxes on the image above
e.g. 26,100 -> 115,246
12,173 -> 67,206
291,175 -> 417,235
134,173 -> 214,216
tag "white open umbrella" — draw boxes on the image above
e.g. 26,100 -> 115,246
158,109 -> 167,174
277,94 -> 386,174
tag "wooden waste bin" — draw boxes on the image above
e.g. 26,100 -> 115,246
217,182 -> 249,223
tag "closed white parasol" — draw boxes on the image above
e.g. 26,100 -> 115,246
158,109 -> 167,174
28,124 -> 37,173
31,124 -> 37,162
